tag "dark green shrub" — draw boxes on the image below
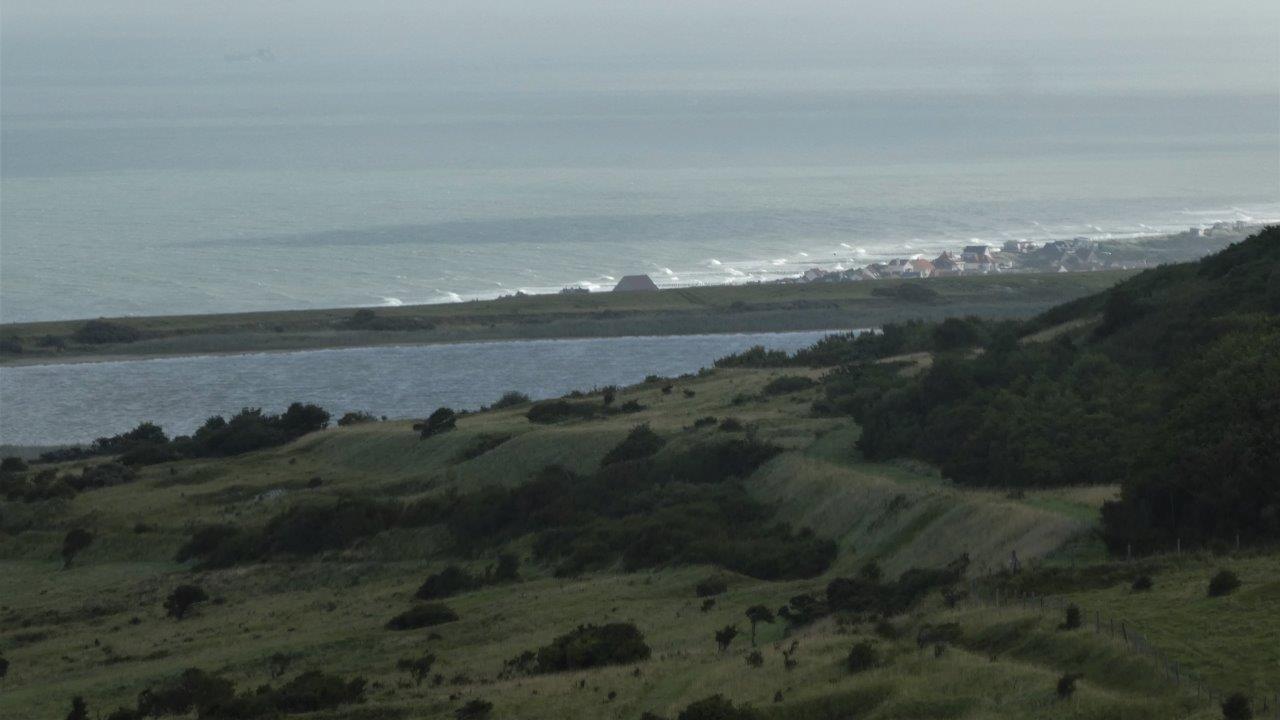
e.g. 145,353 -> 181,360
1057,673 -> 1081,699
455,699 -> 494,719
416,565 -> 475,600
745,650 -> 763,668
416,407 -> 458,439
762,375 -> 816,395
0,338 -> 21,354
719,418 -> 744,432
858,560 -> 883,583
845,641 -> 879,673
714,625 -> 738,652
0,457 -> 27,473
618,399 -> 646,413
1131,575 -> 1153,592
66,697 -> 89,720
602,424 -> 666,465
1208,570 -> 1241,597
1059,604 -> 1082,631
73,319 -> 142,344
337,411 -> 376,426
61,528 -> 93,569
714,344 -> 791,368
527,400 -> 598,423
492,553 -> 520,582
136,668 -> 235,716
491,391 -> 531,409
387,603 -> 459,630
265,498 -> 401,557
915,623 -> 962,650
695,576 -> 728,597
456,433 -> 513,462
692,416 -> 718,429
531,623 -> 650,672
0,655 -> 9,679
602,385 -> 618,406
272,671 -> 366,713
677,695 -> 760,720
69,462 -> 136,490
164,585 -> 209,620
873,619 -> 899,640
1221,693 -> 1253,720
745,605 -> 774,646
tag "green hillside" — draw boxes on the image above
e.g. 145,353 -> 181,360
3,232 -> 1278,719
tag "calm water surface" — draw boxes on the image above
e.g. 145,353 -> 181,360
0,330 -> 846,446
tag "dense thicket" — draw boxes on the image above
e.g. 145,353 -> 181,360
37,404 -> 331,466
410,437 -> 834,579
175,436 -> 835,580
104,667 -> 365,719
816,227 -> 1280,553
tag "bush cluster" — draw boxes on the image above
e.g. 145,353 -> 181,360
2,462 -> 138,503
176,497 -> 402,568
415,556 -> 520,600
40,404 -> 331,468
72,319 -> 143,345
386,603 -> 460,631
518,623 -> 650,673
761,376 -> 816,396
601,424 -> 666,466
400,434 -> 832,580
104,667 -> 364,719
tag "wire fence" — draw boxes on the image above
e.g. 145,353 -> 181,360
966,580 -> 1280,719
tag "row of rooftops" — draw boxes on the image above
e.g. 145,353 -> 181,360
790,236 -> 1113,284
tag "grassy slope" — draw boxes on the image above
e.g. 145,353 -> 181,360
0,271 -> 1130,365
0,368 -> 1260,719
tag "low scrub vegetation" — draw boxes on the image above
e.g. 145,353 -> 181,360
761,375 -> 816,395
101,667 -> 365,719
416,555 -> 519,600
386,603 -> 460,631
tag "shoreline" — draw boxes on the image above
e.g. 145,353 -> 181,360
0,326 -> 864,370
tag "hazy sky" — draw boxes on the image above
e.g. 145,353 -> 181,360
4,0 -> 1278,95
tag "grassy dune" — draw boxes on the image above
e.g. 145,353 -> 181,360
0,367 -> 1263,719
0,271 -> 1131,365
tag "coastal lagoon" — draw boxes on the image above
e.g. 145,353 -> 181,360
0,329 -> 846,447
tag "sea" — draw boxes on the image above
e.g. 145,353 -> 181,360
2,80 -> 1278,323
2,75 -> 1279,445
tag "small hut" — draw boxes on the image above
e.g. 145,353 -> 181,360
612,275 -> 659,292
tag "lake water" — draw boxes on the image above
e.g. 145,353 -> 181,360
0,330 -> 845,446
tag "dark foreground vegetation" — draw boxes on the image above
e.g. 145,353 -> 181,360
91,667 -> 366,720
718,227 -> 1280,555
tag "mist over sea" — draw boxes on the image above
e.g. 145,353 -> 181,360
3,78 -> 1278,323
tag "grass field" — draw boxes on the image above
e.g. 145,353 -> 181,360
0,365 -> 1271,719
0,271 -> 1132,365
